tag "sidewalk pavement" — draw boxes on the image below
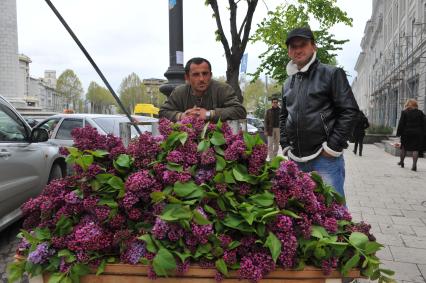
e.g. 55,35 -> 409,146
344,144 -> 426,283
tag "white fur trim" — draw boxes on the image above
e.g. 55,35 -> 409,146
282,146 -> 292,155
288,147 -> 322,162
322,141 -> 343,157
286,52 -> 317,76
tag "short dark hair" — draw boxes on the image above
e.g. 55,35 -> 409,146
184,57 -> 212,75
271,98 -> 279,102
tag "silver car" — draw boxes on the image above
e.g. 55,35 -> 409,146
35,113 -> 157,148
0,95 -> 65,231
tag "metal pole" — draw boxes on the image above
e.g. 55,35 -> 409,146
159,0 -> 185,96
44,0 -> 141,135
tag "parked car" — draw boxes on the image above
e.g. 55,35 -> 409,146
35,113 -> 158,148
0,95 -> 66,231
247,116 -> 266,142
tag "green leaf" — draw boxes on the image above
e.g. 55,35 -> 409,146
214,146 -> 225,156
250,191 -> 275,207
173,181 -> 199,197
150,191 -> 166,203
349,232 -> 369,249
228,241 -> 241,250
96,259 -> 107,276
203,204 -> 217,216
201,122 -> 210,139
76,154 -> 94,171
214,172 -> 225,183
47,273 -> 65,283
173,251 -> 192,263
160,204 -> 193,221
280,209 -> 301,219
166,162 -> 183,172
34,227 -> 51,240
341,251 -> 360,276
6,261 -> 25,283
90,149 -> 109,158
364,241 -> 383,255
223,170 -> 236,183
193,209 -> 212,225
114,154 -> 132,168
243,132 -> 256,150
222,214 -> 244,229
211,132 -> 226,146
233,164 -> 250,182
380,268 -> 395,276
107,176 -> 124,192
269,155 -> 285,169
153,248 -> 177,276
178,132 -> 188,145
311,226 -> 329,239
197,140 -> 210,152
314,246 -> 326,259
98,198 -> 118,209
139,234 -> 158,253
260,210 -> 280,221
55,216 -> 73,237
215,155 -> 226,171
264,232 -> 282,263
215,259 -> 228,275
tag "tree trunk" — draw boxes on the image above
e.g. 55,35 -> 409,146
226,60 -> 243,103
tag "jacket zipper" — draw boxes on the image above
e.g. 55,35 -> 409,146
320,112 -> 329,137
296,74 -> 303,157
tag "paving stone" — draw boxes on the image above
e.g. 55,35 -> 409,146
379,260 -> 425,282
401,235 -> 426,249
376,245 -> 394,261
413,226 -> 426,237
391,216 -> 425,226
373,233 -> 404,246
374,207 -> 403,216
362,213 -> 393,224
390,246 -> 426,264
379,223 -> 416,236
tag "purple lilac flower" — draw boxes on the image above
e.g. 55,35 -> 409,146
83,195 -> 99,211
322,257 -> 338,275
120,240 -> 146,264
126,132 -> 161,169
176,260 -> 190,274
200,148 -> 216,165
125,170 -> 157,200
27,242 -> 52,264
167,223 -> 185,242
64,191 -> 80,204
69,221 -> 112,251
248,144 -> 268,175
122,192 -> 139,210
166,150 -> 185,164
224,139 -> 246,161
158,118 -> 173,137
59,258 -> 71,273
152,217 -> 169,240
296,213 -> 313,239
323,217 -> 338,233
127,208 -> 142,221
277,232 -> 298,269
85,164 -> 104,179
219,234 -> 233,248
239,251 -> 275,282
223,249 -> 237,265
195,168 -> 215,185
328,202 -> 352,221
238,183 -> 251,195
95,205 -> 111,221
215,183 -> 227,194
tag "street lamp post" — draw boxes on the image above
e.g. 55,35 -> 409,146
160,0 -> 185,96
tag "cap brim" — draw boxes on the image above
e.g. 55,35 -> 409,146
285,35 -> 313,45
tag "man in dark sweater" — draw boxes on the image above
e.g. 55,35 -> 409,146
264,98 -> 281,159
159,57 -> 246,122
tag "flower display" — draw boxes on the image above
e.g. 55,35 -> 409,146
8,117 -> 394,283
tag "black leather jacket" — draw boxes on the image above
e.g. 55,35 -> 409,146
280,59 -> 359,158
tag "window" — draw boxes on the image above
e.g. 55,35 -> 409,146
55,119 -> 83,140
0,104 -> 27,142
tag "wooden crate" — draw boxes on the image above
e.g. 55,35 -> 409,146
29,264 -> 361,283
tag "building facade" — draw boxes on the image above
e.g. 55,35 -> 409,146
353,0 -> 426,128
0,0 -> 20,105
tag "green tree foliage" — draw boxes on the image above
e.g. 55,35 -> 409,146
56,69 -> 83,110
251,0 -> 352,84
86,81 -> 116,113
206,0 -> 259,102
118,73 -> 147,114
242,78 -> 280,118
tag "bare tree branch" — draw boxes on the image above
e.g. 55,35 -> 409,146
209,0 -> 231,59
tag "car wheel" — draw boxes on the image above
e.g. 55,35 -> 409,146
48,163 -> 63,183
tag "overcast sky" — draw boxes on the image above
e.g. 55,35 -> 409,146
16,0 -> 372,92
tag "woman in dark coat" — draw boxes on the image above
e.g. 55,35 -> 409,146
352,111 -> 369,156
396,99 -> 425,171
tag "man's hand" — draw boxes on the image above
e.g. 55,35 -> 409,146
183,107 -> 208,120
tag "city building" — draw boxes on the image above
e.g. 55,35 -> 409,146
353,0 -> 426,128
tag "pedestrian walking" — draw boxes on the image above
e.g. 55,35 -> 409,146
280,27 -> 359,201
352,111 -> 369,156
264,98 -> 281,159
396,99 -> 425,171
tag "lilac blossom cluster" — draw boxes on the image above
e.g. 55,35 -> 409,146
15,118 -> 381,283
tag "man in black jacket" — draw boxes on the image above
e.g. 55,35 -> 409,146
280,27 -> 359,201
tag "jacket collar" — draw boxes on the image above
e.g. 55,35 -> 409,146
286,52 -> 317,76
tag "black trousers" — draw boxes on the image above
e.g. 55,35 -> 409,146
354,135 -> 365,155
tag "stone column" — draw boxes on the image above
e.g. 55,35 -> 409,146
0,0 -> 21,105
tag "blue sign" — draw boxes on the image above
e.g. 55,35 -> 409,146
240,53 -> 248,73
169,0 -> 176,9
